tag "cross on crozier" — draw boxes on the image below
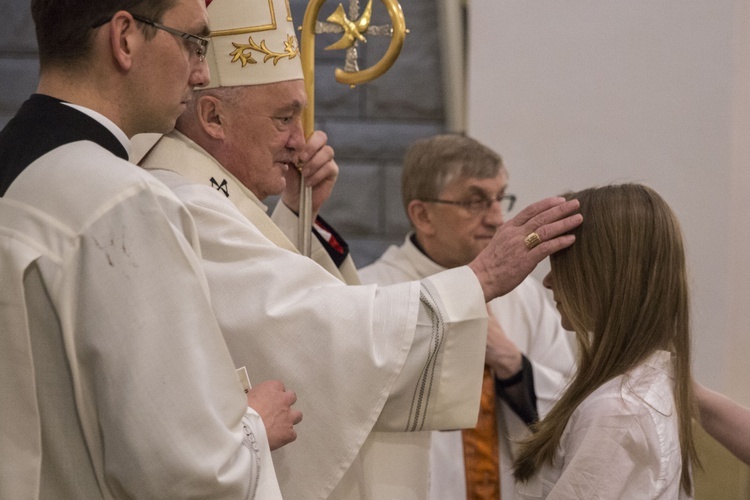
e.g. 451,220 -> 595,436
312,0 -> 395,74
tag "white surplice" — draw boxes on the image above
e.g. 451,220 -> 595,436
1,100 -> 279,499
140,131 -> 489,499
514,351 -> 690,500
359,235 -> 576,499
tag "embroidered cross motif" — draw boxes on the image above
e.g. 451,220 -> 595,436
210,177 -> 229,197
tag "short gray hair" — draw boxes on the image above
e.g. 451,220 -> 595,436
401,134 -> 504,211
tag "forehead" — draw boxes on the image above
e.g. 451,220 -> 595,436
164,0 -> 210,34
440,170 -> 508,196
241,79 -> 307,111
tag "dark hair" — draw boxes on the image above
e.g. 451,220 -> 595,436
31,0 -> 177,68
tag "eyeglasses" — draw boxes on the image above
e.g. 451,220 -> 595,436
91,13 -> 210,62
422,194 -> 517,215
131,14 -> 209,61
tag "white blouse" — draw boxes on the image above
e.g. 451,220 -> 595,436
515,350 -> 691,499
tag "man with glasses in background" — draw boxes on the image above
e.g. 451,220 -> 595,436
359,134 -> 576,499
0,1 -> 301,498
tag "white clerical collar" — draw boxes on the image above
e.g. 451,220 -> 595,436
62,102 -> 131,157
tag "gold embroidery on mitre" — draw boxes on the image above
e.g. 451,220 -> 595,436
229,34 -> 299,67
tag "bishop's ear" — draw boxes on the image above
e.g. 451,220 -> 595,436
407,199 -> 437,236
196,95 -> 226,140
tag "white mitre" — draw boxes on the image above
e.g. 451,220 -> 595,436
203,0 -> 304,88
130,0 -> 303,162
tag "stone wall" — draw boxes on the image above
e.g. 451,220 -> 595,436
0,3 -> 38,129
1,0 -> 446,267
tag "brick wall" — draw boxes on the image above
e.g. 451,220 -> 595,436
1,0 -> 446,267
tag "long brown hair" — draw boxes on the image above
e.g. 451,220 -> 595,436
513,184 -> 697,495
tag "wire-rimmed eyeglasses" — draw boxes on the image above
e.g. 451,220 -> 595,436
91,13 -> 210,62
422,194 -> 516,215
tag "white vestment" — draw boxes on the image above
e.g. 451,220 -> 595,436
140,131 -> 490,499
515,351 -> 689,500
0,97 -> 279,499
359,235 -> 576,499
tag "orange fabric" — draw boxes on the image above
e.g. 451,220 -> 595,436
461,365 -> 501,499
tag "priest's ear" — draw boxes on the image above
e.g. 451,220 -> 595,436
407,199 -> 438,236
194,94 -> 226,140
108,11 -> 142,71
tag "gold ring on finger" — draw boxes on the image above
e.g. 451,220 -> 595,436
524,232 -> 541,250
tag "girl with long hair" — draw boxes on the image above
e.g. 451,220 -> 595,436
513,184 -> 698,499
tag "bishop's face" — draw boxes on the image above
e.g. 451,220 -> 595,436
420,171 -> 509,269
220,79 -> 307,200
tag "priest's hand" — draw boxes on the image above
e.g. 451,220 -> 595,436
282,130 -> 338,220
484,307 -> 522,379
468,197 -> 582,302
246,380 -> 303,451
